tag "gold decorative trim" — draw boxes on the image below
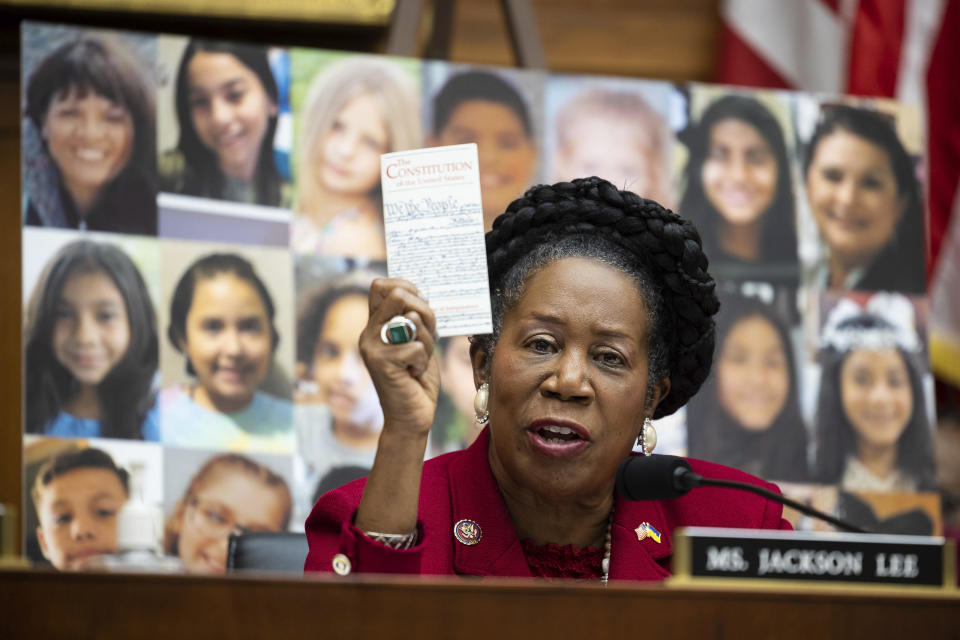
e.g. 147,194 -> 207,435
931,333 -> 960,388
2,0 -> 396,25
944,539 -> 957,590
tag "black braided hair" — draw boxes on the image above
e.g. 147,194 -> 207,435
479,176 -> 719,418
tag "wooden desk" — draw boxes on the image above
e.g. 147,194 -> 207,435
2,569 -> 958,639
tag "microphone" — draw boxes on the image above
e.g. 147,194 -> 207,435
615,455 -> 867,533
615,454 -> 698,500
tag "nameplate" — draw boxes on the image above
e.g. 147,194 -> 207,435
674,527 -> 955,588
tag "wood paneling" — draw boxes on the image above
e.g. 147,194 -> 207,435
0,67 -> 21,551
449,0 -> 721,79
1,0 -> 396,24
2,570 -> 959,639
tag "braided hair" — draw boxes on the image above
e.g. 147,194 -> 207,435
477,176 -> 719,418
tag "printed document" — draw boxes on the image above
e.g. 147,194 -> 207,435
380,143 -> 493,337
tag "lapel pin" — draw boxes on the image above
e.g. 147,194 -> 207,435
634,522 -> 662,544
454,519 -> 482,546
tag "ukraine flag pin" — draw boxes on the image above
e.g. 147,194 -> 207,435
634,521 -> 662,543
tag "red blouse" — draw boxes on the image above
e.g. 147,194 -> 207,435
521,539 -> 604,580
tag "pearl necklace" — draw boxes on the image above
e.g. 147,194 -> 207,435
601,507 -> 613,585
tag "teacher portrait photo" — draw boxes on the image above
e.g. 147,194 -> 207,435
23,28 -> 157,235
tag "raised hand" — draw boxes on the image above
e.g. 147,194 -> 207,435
359,277 -> 441,437
354,278 -> 443,537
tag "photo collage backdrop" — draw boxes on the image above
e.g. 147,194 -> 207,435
21,20 -> 948,573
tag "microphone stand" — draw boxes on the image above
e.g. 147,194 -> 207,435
617,456 -> 869,534
689,475 -> 868,534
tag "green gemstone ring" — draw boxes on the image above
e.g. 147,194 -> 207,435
380,315 -> 417,345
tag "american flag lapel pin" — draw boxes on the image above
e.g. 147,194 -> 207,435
634,522 -> 661,544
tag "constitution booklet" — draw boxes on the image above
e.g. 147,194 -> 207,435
380,143 -> 493,337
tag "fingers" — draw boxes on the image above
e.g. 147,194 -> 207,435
369,278 -> 420,315
365,337 -> 433,379
404,310 -> 435,356
368,278 -> 437,338
362,278 -> 438,380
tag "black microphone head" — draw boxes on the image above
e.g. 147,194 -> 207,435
616,455 -> 694,501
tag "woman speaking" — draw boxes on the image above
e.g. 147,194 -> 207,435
305,177 -> 790,581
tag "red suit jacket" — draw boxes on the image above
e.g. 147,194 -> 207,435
304,429 -> 791,580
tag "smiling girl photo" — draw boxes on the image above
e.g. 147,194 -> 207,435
159,38 -> 288,208
164,450 -> 292,574
160,244 -> 294,453
686,291 -> 809,482
25,235 -> 159,440
292,54 -> 420,259
813,292 -> 935,492
677,91 -> 798,282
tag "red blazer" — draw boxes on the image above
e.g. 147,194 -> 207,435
304,429 -> 791,580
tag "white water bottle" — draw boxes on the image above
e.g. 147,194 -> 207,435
87,462 -> 183,573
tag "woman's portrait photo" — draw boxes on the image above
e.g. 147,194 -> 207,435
799,100 -> 926,293
813,292 -> 936,492
159,242 -> 294,454
547,77 -> 673,207
23,230 -> 160,441
22,24 -> 157,235
687,291 -> 809,482
158,37 -> 290,208
425,64 -> 540,230
291,53 -> 421,259
164,450 -> 292,574
677,90 -> 798,281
